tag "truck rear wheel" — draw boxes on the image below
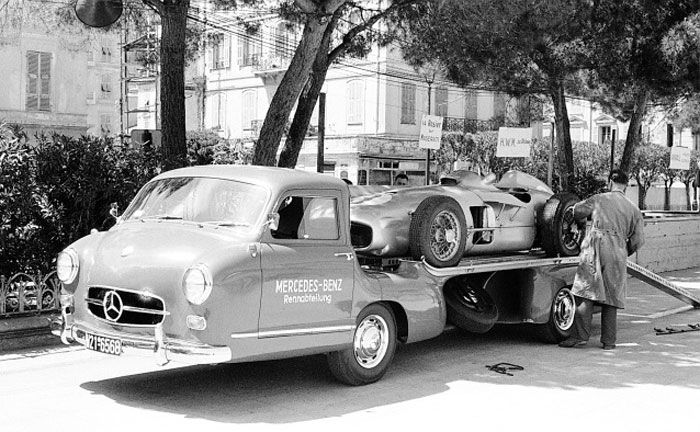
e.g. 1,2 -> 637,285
535,286 -> 576,343
444,278 -> 498,334
409,196 -> 467,268
327,303 -> 397,386
538,192 -> 584,257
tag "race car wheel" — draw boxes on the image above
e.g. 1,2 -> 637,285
327,303 -> 397,386
444,278 -> 498,334
535,286 -> 576,343
409,196 -> 467,268
538,192 -> 584,257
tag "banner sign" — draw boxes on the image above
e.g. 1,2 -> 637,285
496,127 -> 533,158
670,146 -> 690,170
418,115 -> 444,150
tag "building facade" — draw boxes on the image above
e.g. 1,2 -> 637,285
0,1 -> 121,138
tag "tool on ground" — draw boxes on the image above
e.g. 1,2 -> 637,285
486,363 -> 524,376
654,323 -> 700,335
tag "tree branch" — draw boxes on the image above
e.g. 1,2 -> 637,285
141,0 -> 164,14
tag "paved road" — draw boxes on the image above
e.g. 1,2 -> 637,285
2,272 -> 700,432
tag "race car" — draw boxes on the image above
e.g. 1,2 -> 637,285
350,170 -> 584,267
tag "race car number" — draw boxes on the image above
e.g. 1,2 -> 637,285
85,332 -> 122,356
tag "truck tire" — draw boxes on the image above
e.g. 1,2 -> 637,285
538,192 -> 584,257
409,196 -> 467,268
535,286 -> 576,343
327,303 -> 397,386
444,279 -> 498,334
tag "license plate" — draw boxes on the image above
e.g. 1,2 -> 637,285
85,332 -> 122,356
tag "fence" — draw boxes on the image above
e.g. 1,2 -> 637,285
0,271 -> 62,318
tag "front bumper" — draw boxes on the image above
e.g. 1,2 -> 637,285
53,303 -> 232,365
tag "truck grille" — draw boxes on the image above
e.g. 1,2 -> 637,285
86,286 -> 167,326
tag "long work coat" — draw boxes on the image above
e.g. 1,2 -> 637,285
571,190 -> 645,308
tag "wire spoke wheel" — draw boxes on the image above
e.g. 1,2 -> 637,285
429,210 -> 461,261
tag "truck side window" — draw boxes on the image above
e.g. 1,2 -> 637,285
271,196 -> 339,241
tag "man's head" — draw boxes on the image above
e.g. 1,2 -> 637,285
608,169 -> 629,191
395,173 -> 409,186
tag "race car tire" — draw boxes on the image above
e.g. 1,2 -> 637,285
538,192 -> 584,257
327,303 -> 397,386
444,278 -> 498,334
534,286 -> 576,343
409,196 -> 467,268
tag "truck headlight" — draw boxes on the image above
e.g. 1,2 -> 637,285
56,249 -> 79,284
182,264 -> 213,305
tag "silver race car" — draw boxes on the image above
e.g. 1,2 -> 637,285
350,170 -> 583,267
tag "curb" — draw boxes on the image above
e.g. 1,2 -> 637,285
0,313 -> 62,353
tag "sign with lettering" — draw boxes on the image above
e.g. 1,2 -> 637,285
670,146 -> 690,170
418,115 -> 444,150
496,127 -> 533,158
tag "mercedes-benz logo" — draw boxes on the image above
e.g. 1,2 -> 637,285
103,291 -> 123,322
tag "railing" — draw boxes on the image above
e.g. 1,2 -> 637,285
443,117 -> 503,133
0,271 -> 62,318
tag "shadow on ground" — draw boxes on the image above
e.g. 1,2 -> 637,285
81,313 -> 700,425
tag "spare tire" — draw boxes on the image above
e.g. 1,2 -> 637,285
409,196 -> 467,268
538,192 -> 585,257
444,277 -> 498,334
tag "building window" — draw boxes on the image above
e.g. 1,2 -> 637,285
238,29 -> 262,67
100,114 -> 112,134
435,86 -> 448,117
211,34 -> 231,69
101,46 -> 112,63
401,82 -> 416,125
274,22 -> 292,57
599,125 -> 616,145
26,51 -> 51,112
346,79 -> 364,125
100,74 -> 113,95
242,90 -> 257,130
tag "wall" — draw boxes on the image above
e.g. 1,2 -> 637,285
635,216 -> 700,273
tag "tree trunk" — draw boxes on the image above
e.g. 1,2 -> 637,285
277,17 -> 337,168
252,16 -> 335,166
636,175 -> 647,210
685,180 -> 691,210
664,181 -> 671,210
619,88 -> 650,173
549,81 -> 575,192
159,0 -> 189,171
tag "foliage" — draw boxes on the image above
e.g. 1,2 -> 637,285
629,142 -> 668,209
434,130 -> 611,198
0,127 -> 158,275
186,129 -> 253,165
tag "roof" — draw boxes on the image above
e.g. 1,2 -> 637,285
153,164 -> 347,193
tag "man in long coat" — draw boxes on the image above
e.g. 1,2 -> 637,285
559,169 -> 645,350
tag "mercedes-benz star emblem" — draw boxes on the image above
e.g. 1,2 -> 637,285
103,291 -> 123,322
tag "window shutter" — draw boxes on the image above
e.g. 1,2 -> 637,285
39,52 -> 51,111
26,51 -> 39,110
223,35 -> 231,68
237,35 -> 245,66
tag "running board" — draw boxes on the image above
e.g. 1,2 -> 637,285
626,260 -> 700,308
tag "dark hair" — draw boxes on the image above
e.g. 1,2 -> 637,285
609,169 -> 629,185
395,173 -> 409,181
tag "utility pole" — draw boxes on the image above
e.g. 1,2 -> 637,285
317,92 -> 326,173
547,121 -> 555,188
425,77 -> 433,185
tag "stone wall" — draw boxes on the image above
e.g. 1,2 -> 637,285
635,215 -> 700,273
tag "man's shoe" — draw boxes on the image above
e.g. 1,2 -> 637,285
602,343 -> 616,350
558,338 -> 587,348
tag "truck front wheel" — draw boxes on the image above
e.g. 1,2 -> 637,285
535,286 -> 576,343
327,303 -> 397,386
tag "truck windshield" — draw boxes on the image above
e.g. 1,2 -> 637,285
121,177 -> 268,229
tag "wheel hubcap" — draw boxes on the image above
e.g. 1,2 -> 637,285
553,288 -> 575,331
430,210 -> 461,261
354,314 -> 389,369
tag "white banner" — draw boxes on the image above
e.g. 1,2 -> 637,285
496,127 -> 533,158
670,146 -> 691,170
418,115 -> 444,150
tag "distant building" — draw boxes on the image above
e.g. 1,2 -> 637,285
0,1 -> 121,138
